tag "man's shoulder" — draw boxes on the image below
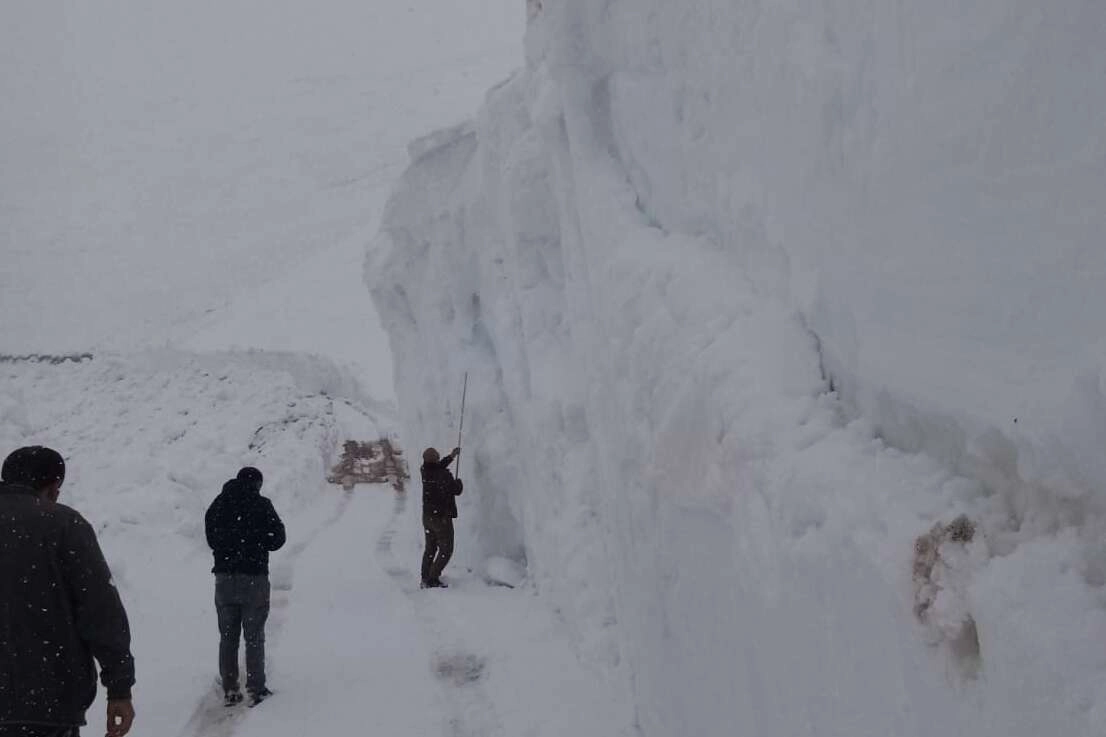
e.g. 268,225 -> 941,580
49,499 -> 81,516
256,495 -> 280,515
12,496 -> 85,523
29,500 -> 96,542
51,502 -> 95,530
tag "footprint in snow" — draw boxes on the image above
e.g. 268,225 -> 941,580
432,652 -> 486,687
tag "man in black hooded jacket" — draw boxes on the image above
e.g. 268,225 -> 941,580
420,447 -> 462,588
0,446 -> 135,737
204,467 -> 285,706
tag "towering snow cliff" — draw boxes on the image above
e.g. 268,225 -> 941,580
370,2 -> 1106,735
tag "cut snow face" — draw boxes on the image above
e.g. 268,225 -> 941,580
368,1 -> 1106,735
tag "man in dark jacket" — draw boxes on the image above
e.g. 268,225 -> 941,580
0,446 -> 136,737
420,447 -> 462,589
204,467 -> 285,707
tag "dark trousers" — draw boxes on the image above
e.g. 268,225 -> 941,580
0,727 -> 79,737
421,515 -> 455,582
215,574 -> 271,693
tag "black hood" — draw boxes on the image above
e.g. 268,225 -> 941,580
236,466 -> 263,493
222,478 -> 259,496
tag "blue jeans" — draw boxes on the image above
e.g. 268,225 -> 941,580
215,574 -> 271,693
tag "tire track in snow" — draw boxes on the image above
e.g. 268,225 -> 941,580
169,346 -> 375,737
375,489 -> 504,737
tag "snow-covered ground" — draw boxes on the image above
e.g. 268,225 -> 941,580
2,2 -> 636,736
371,2 -> 1106,736
0,352 -> 383,736
6,0 -> 1106,736
1,353 -> 629,736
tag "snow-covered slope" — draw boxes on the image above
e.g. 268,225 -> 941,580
370,2 -> 1106,735
1,0 -> 523,400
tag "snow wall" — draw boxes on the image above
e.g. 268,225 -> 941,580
369,2 -> 1106,735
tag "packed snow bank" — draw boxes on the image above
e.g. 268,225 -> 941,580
370,2 -> 1106,735
0,351 -> 388,736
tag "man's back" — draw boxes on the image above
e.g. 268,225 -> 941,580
205,468 -> 284,705
421,460 -> 461,519
0,482 -> 134,728
205,479 -> 286,575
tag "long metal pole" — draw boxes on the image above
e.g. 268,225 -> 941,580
455,372 -> 468,477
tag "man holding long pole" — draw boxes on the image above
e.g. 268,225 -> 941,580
419,446 -> 462,588
420,373 -> 466,589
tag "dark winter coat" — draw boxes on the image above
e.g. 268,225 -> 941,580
204,479 -> 286,575
421,454 -> 463,520
0,482 -> 135,728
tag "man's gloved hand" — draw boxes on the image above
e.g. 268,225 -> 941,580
106,698 -> 135,737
